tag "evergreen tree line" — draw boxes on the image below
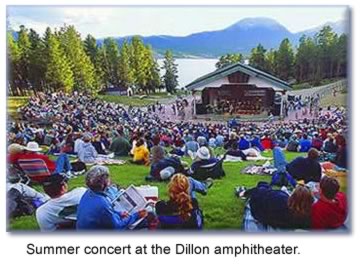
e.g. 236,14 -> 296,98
7,25 -> 179,96
216,26 -> 347,85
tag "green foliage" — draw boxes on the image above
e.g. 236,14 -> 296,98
246,26 -> 346,85
7,25 -> 162,96
264,48 -> 277,74
118,40 -> 134,89
58,25 -> 97,94
7,24 -> 347,94
275,38 -> 294,81
162,50 -> 178,93
7,32 -> 22,95
103,37 -> 121,87
28,29 -> 47,91
215,53 -> 243,69
45,33 -> 74,92
249,44 -> 267,72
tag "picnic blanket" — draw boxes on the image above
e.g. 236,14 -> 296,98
241,161 -> 277,176
86,158 -> 126,166
224,155 -> 272,163
241,165 -> 277,175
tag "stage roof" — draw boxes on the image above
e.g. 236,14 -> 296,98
185,62 -> 292,91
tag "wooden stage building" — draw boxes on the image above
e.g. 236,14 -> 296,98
185,63 -> 292,118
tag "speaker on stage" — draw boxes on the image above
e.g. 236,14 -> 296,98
196,104 -> 207,115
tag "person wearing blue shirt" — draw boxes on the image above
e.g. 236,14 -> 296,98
215,134 -> 224,147
238,135 -> 251,150
299,134 -> 312,152
250,135 -> 264,151
184,135 -> 200,156
76,165 -> 147,230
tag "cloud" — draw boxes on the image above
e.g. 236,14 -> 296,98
7,7 -> 118,38
7,6 -> 348,38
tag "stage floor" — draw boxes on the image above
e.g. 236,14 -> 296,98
192,113 -> 277,122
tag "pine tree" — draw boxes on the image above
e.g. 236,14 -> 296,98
275,38 -> 294,81
145,45 -> 161,93
315,26 -> 337,79
162,50 -> 178,93
130,36 -> 148,93
264,49 -> 278,76
83,34 -> 98,64
103,37 -> 120,87
118,40 -> 134,89
334,34 -> 347,77
84,34 -> 106,90
7,31 -> 21,95
58,25 -> 97,93
28,28 -> 47,92
249,44 -> 267,71
45,34 -> 74,92
17,25 -> 31,92
215,53 -> 243,69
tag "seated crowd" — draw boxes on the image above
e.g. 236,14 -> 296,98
7,92 -> 348,231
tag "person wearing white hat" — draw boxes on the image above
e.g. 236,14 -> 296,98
8,141 -> 73,178
190,146 -> 219,173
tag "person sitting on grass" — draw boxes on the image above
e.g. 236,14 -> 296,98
77,132 -> 98,164
7,171 -> 50,219
286,135 -> 299,152
92,134 -> 107,155
260,133 -> 273,150
299,134 -> 312,152
190,146 -> 219,173
250,134 -> 265,151
147,146 -> 184,181
286,148 -> 322,183
238,134 -> 251,150
76,165 -> 148,230
109,129 -> 132,156
311,132 -> 323,151
184,135 -> 200,158
323,133 -> 337,153
311,176 -> 347,230
225,142 -> 248,160
8,141 -> 73,179
224,132 -> 238,150
238,182 -> 313,230
36,174 -> 87,231
155,174 -> 208,229
132,138 -> 150,165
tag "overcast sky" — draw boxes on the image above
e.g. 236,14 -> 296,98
7,6 -> 348,38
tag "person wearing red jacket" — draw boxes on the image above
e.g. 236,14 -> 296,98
8,142 -> 72,176
311,176 -> 347,229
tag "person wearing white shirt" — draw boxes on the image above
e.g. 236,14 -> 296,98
36,174 -> 86,231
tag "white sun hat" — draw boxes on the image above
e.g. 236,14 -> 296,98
196,146 -> 211,160
24,141 -> 42,152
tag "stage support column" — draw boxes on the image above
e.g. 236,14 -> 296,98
192,91 -> 197,116
280,92 -> 285,118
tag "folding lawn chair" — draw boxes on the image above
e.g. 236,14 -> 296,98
17,158 -> 51,183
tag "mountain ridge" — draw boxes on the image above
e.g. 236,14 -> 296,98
99,17 -> 346,58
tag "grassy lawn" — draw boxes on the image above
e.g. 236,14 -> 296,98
7,96 -> 29,118
9,150 -> 320,231
292,78 -> 343,90
319,92 -> 347,108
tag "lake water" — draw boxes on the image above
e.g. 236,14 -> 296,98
158,58 -> 218,88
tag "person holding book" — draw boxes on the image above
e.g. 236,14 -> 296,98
76,165 -> 148,230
